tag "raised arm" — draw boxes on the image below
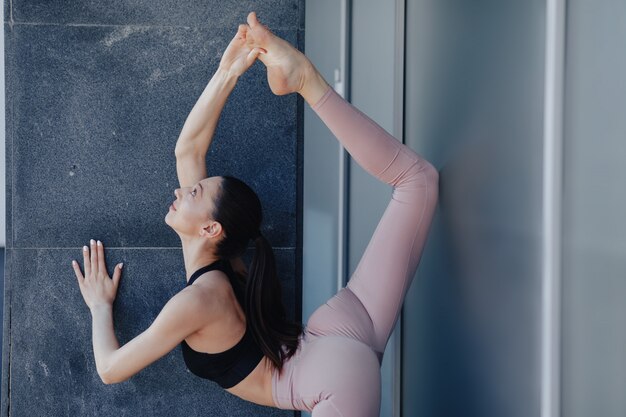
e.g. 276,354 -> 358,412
175,24 -> 265,187
174,68 -> 237,162
174,68 -> 236,188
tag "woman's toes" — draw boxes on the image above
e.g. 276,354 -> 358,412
247,12 -> 272,39
236,24 -> 247,39
247,11 -> 261,28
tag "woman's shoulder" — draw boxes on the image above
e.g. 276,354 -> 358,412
187,269 -> 235,296
181,272 -> 237,314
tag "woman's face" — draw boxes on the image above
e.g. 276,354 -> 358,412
165,176 -> 223,238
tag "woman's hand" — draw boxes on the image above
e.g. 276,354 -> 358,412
72,239 -> 123,310
218,24 -> 267,78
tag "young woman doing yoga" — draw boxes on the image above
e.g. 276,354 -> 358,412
72,11 -> 438,416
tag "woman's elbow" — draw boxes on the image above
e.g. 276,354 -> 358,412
99,369 -> 130,385
100,371 -> 115,385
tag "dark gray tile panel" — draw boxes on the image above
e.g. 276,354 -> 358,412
8,24 -> 299,248
8,247 -> 297,416
4,2 -> 303,415
10,0 -> 301,29
3,2 -> 9,27
0,249 -> 11,417
4,22 -> 13,250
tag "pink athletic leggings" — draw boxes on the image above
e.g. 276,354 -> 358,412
271,86 -> 439,416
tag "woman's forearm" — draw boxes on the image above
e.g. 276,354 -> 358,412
90,304 -> 120,378
174,68 -> 239,157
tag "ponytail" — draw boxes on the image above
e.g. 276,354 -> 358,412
246,232 -> 302,372
211,175 -> 302,373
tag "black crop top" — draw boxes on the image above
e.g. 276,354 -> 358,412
180,259 -> 265,389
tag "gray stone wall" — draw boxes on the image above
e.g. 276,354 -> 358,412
2,2 -> 303,416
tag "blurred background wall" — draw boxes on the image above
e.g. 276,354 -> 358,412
304,1 -> 626,417
560,1 -> 626,416
2,1 -> 303,416
402,2 -> 545,416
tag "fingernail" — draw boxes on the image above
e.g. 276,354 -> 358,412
72,260 -> 76,265
97,240 -> 102,246
83,246 -> 88,252
119,263 -> 123,269
90,239 -> 95,245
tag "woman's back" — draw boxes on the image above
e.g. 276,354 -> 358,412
180,259 -> 278,406
182,266 -> 247,354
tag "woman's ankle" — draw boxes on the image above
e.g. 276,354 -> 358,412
299,62 -> 331,106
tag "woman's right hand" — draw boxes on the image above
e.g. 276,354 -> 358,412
72,239 -> 123,311
218,24 -> 267,78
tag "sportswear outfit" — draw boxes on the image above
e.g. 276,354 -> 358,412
182,85 -> 439,417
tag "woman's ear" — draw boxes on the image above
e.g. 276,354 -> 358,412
200,222 -> 218,237
209,222 -> 224,238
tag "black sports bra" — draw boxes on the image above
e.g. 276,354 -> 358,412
180,259 -> 265,389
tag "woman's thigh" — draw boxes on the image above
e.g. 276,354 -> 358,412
273,336 -> 381,416
306,159 -> 437,357
308,337 -> 381,417
306,286 -> 379,357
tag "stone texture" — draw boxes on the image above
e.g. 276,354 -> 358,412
3,1 -> 303,416
6,0 -> 303,29
7,23 -> 299,249
6,248 -> 297,417
0,249 -> 9,417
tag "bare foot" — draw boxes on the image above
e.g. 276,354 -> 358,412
244,11 -> 316,96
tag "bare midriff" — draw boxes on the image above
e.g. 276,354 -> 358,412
224,355 -> 277,407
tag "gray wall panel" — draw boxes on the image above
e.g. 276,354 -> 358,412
301,2 -> 344,417
7,24 -> 299,249
1,2 -> 5,248
349,1 -> 401,416
3,2 -> 303,416
403,1 -> 546,416
4,21 -> 11,250
6,248 -> 295,417
561,1 -> 626,416
7,1 -> 301,29
0,247 -> 9,417
302,0 -> 342,329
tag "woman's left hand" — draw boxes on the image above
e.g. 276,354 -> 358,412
72,239 -> 123,310
218,24 -> 267,78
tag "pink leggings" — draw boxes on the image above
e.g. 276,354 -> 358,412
271,86 -> 439,416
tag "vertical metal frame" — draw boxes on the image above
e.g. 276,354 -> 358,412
336,1 -> 405,414
541,0 -> 566,416
336,0 -> 352,290
393,1 -> 406,415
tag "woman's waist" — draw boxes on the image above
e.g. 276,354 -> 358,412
225,355 -> 276,407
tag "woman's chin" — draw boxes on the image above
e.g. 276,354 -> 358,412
164,214 -> 173,228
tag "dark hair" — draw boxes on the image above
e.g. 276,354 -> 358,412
211,175 -> 302,372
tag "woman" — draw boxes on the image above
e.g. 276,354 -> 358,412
72,11 -> 438,416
